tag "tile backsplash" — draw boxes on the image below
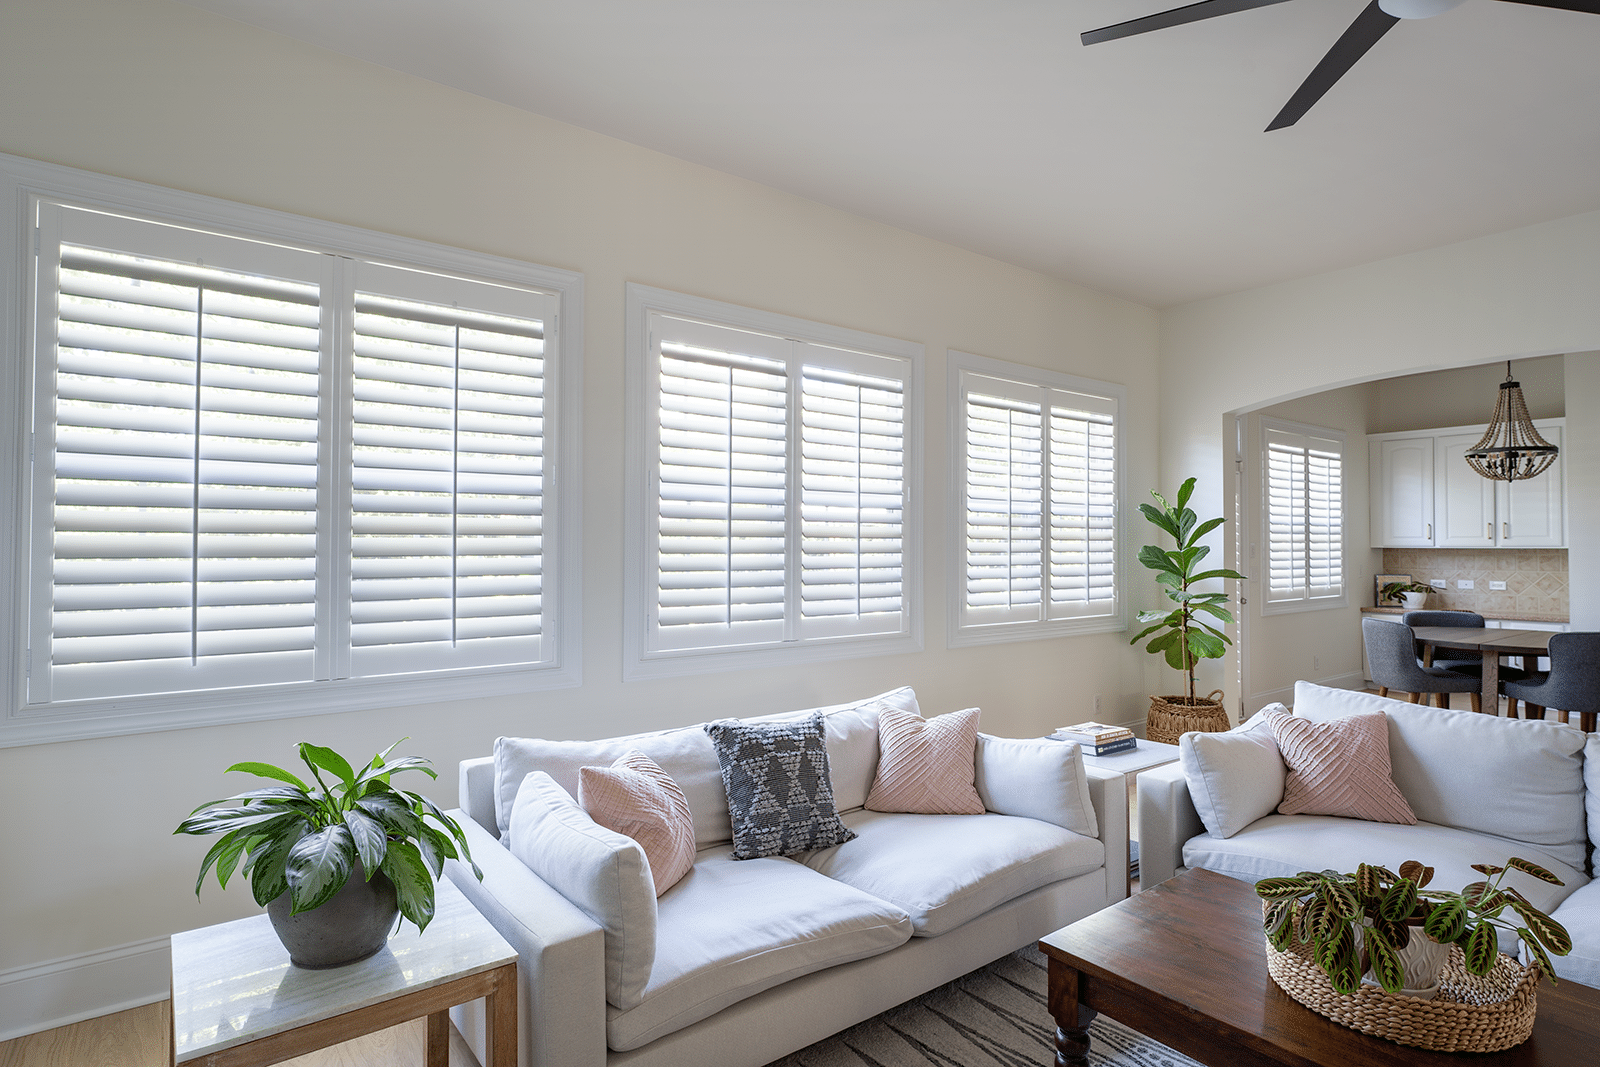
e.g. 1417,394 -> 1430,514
1381,548 -> 1568,620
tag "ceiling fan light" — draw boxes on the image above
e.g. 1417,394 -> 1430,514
1377,0 -> 1467,19
1463,362 -> 1559,483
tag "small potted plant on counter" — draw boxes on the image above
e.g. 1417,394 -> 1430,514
1380,580 -> 1432,611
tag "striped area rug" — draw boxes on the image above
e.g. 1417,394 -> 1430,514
767,947 -> 1202,1067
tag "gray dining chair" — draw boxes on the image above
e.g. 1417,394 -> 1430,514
1401,610 -> 1484,670
1502,632 -> 1600,732
1363,617 -> 1483,713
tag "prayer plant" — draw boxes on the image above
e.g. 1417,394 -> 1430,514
1256,858 -> 1572,995
175,740 -> 481,932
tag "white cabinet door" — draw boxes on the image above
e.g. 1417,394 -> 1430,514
1435,432 -> 1496,548
1497,424 -> 1564,547
1371,437 -> 1435,547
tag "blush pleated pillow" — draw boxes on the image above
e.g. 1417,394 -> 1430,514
1267,710 -> 1417,825
579,750 -> 696,895
865,707 -> 985,815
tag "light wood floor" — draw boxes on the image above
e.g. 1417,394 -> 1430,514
0,1001 -> 480,1067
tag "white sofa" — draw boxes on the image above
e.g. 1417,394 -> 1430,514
1138,681 -> 1600,987
443,687 -> 1128,1067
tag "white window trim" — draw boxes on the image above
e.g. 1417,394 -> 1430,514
946,350 -> 1125,648
1259,415 -> 1347,616
622,284 -> 922,680
0,152 -> 584,747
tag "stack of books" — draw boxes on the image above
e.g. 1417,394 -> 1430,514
1050,721 -> 1137,757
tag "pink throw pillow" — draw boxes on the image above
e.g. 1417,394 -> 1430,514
579,751 -> 696,895
865,708 -> 985,815
1267,711 -> 1416,825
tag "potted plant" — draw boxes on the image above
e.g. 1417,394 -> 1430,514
1129,477 -> 1246,739
1380,580 -> 1431,611
1256,858 -> 1572,998
176,739 -> 482,969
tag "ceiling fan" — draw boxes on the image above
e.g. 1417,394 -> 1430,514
1081,0 -> 1600,131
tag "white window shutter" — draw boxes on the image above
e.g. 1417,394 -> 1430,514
38,208 -> 326,702
963,391 -> 1043,623
349,264 -> 554,676
1048,394 -> 1117,616
1265,423 -> 1344,604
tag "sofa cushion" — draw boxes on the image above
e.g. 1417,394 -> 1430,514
1183,812 -> 1588,952
1587,734 -> 1600,856
1547,879 -> 1600,988
579,751 -> 696,896
802,809 -> 1104,937
705,713 -> 857,859
865,707 -> 984,815
506,772 -> 657,1010
493,686 -> 917,844
974,734 -> 1098,838
1292,682 -> 1589,871
1180,708 -> 1285,839
1269,710 -> 1416,824
605,846 -> 912,1051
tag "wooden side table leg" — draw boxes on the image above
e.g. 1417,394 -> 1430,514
1046,958 -> 1096,1067
486,962 -> 519,1067
426,1011 -> 449,1067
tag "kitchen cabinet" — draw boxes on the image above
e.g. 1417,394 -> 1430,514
1369,420 -> 1564,549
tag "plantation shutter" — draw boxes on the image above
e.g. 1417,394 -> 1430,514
1265,423 -> 1344,604
34,206 -> 328,702
1048,392 -> 1117,616
645,314 -> 910,653
963,389 -> 1043,623
349,262 -> 555,676
798,351 -> 905,637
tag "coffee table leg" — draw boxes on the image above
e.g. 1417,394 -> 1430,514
1045,957 -> 1097,1067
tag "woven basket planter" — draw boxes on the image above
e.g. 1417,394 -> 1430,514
1145,691 -> 1227,744
1264,935 -> 1539,1053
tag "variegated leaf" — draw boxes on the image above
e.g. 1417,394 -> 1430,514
1505,857 -> 1564,887
1462,922 -> 1500,976
1364,926 -> 1404,993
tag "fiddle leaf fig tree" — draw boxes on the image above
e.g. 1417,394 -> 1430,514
1128,477 -> 1247,703
175,739 -> 481,933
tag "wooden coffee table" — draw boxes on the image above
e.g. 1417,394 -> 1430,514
1039,868 -> 1600,1067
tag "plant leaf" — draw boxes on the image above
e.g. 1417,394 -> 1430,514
1176,477 -> 1195,510
344,808 -> 390,877
1462,921 -> 1500,975
1188,568 -> 1248,583
245,823 -> 306,907
1505,857 -> 1564,887
224,761 -> 310,791
1322,881 -> 1359,920
1364,926 -> 1404,993
382,839 -> 437,933
299,743 -> 356,793
1137,544 -> 1182,575
1381,879 -> 1419,923
1519,929 -> 1560,985
1460,881 -> 1491,909
1187,516 -> 1225,545
176,804 -> 301,837
284,824 -> 356,914
1187,630 -> 1227,659
1424,896 -> 1467,944
356,791 -> 425,839
1506,898 -> 1572,956
1256,876 -> 1316,900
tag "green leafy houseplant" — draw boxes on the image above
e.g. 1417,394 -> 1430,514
1256,858 -> 1572,995
1379,580 -> 1431,606
175,740 -> 481,933
1128,478 -> 1247,703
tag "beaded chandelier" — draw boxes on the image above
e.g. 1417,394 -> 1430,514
1463,361 -> 1558,483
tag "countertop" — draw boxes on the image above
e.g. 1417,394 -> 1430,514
1360,606 -> 1568,625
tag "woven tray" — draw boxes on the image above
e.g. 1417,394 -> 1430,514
1145,691 -> 1227,744
1264,935 -> 1539,1053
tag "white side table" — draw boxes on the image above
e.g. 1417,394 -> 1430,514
1080,739 -> 1181,881
171,876 -> 517,1067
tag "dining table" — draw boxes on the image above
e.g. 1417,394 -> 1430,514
1408,625 -> 1559,714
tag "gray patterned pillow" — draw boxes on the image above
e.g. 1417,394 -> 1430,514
704,713 -> 857,859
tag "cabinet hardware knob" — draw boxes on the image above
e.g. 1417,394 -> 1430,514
1503,522 -> 1509,538
1488,523 -> 1493,540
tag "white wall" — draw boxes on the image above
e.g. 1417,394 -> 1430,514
1161,207 -> 1600,706
0,0 -> 1160,1035
1564,352 -> 1600,629
1367,354 -> 1565,435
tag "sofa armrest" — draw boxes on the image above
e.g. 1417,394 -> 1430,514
444,809 -> 607,1067
1135,762 -> 1202,892
1082,765 -> 1129,903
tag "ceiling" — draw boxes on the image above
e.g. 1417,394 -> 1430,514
180,1 -> 1600,308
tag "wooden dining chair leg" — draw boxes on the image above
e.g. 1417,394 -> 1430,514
1377,686 -> 1388,699
1469,692 -> 1481,715
1527,704 -> 1546,720
1506,698 -> 1518,719
1557,709 -> 1569,725
1406,692 -> 1421,704
1581,711 -> 1596,733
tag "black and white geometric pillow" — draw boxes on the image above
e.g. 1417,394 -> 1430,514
704,712 -> 857,860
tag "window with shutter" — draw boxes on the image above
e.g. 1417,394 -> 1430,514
950,354 -> 1122,645
1262,418 -> 1345,611
7,160 -> 579,745
625,287 -> 920,675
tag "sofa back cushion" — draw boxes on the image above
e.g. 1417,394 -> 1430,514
1587,734 -> 1600,857
1292,682 -> 1588,871
493,686 -> 916,846
1180,707 -> 1286,839
973,734 -> 1098,838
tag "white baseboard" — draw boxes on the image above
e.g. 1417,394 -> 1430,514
0,937 -> 169,1042
1245,672 -> 1365,715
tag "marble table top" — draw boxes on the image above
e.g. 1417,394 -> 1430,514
171,876 -> 513,1063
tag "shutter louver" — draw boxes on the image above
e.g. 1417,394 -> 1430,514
350,293 -> 546,675
799,364 -> 904,633
46,243 -> 322,701
964,393 -> 1042,619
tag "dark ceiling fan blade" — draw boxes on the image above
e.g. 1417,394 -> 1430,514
1265,0 -> 1399,131
1081,0 -> 1296,46
1493,0 -> 1600,13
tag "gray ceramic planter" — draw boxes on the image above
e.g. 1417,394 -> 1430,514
266,858 -> 400,969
